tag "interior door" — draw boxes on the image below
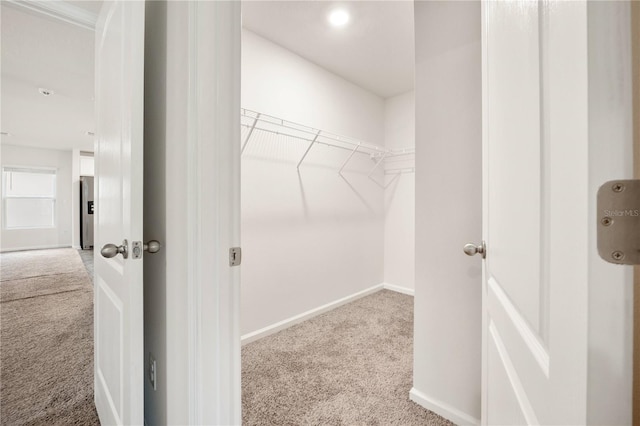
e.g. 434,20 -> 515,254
94,1 -> 145,424
481,2 -> 589,424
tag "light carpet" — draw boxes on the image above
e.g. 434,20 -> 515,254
242,289 -> 454,426
0,248 -> 87,282
0,248 -> 99,426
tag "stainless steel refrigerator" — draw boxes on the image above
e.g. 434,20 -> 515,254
80,176 -> 94,249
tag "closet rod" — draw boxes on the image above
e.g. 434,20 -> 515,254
240,124 -> 366,154
385,167 -> 415,175
372,148 -> 415,159
241,108 -> 415,177
241,108 -> 385,155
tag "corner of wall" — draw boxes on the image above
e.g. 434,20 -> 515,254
409,387 -> 480,426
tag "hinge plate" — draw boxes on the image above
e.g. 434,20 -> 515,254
229,247 -> 242,267
597,179 -> 640,265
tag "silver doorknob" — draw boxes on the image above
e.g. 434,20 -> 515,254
463,241 -> 486,259
144,240 -> 161,253
101,239 -> 129,259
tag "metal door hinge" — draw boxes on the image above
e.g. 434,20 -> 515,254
597,180 -> 640,265
229,247 -> 242,267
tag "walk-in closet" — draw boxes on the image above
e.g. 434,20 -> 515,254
239,0 -> 416,340
239,2 -> 419,423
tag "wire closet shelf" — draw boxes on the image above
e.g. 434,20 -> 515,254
240,108 -> 415,178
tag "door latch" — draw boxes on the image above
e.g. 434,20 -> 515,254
131,240 -> 162,259
597,179 -> 640,265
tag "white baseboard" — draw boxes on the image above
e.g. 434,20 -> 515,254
0,244 -> 72,253
241,284 -> 384,345
381,282 -> 414,296
410,387 -> 480,426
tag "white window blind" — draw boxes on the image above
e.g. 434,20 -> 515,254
2,167 -> 57,229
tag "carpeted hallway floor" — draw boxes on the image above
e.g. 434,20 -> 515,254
0,248 -> 100,426
242,290 -> 454,426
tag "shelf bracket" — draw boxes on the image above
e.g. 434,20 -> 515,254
241,113 -> 261,155
297,130 -> 321,169
367,151 -> 388,178
367,151 -> 390,188
338,143 -> 361,175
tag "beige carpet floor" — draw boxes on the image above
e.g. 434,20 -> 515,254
242,290 -> 454,426
1,248 -> 99,426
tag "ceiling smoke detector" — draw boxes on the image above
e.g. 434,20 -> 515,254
38,87 -> 54,97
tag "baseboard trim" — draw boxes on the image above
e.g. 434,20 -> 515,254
410,387 -> 480,426
241,284 -> 384,345
0,244 -> 72,253
382,282 -> 414,296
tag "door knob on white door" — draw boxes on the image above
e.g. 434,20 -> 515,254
101,239 -> 129,259
463,241 -> 486,259
144,240 -> 161,253
130,240 -> 162,259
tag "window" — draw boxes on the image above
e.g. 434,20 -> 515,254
2,167 -> 57,229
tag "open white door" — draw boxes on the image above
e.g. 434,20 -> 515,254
481,2 -> 590,424
94,1 -> 145,425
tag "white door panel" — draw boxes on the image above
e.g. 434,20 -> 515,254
486,0 -> 542,333
482,1 -> 589,424
94,1 -> 145,425
487,324 -> 532,426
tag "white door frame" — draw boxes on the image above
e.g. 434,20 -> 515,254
182,2 -> 242,424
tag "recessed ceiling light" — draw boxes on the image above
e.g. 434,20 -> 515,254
328,9 -> 350,27
38,87 -> 54,97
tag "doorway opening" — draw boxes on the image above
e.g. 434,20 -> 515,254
238,2 -> 424,423
0,2 -> 101,424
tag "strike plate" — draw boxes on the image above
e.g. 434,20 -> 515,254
229,247 -> 242,267
132,241 -> 143,259
597,180 -> 640,265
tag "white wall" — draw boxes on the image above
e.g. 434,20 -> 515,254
586,2 -> 634,423
241,29 -> 386,335
242,30 -> 384,145
1,144 -> 73,251
383,91 -> 415,291
79,155 -> 94,176
412,1 -> 482,423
